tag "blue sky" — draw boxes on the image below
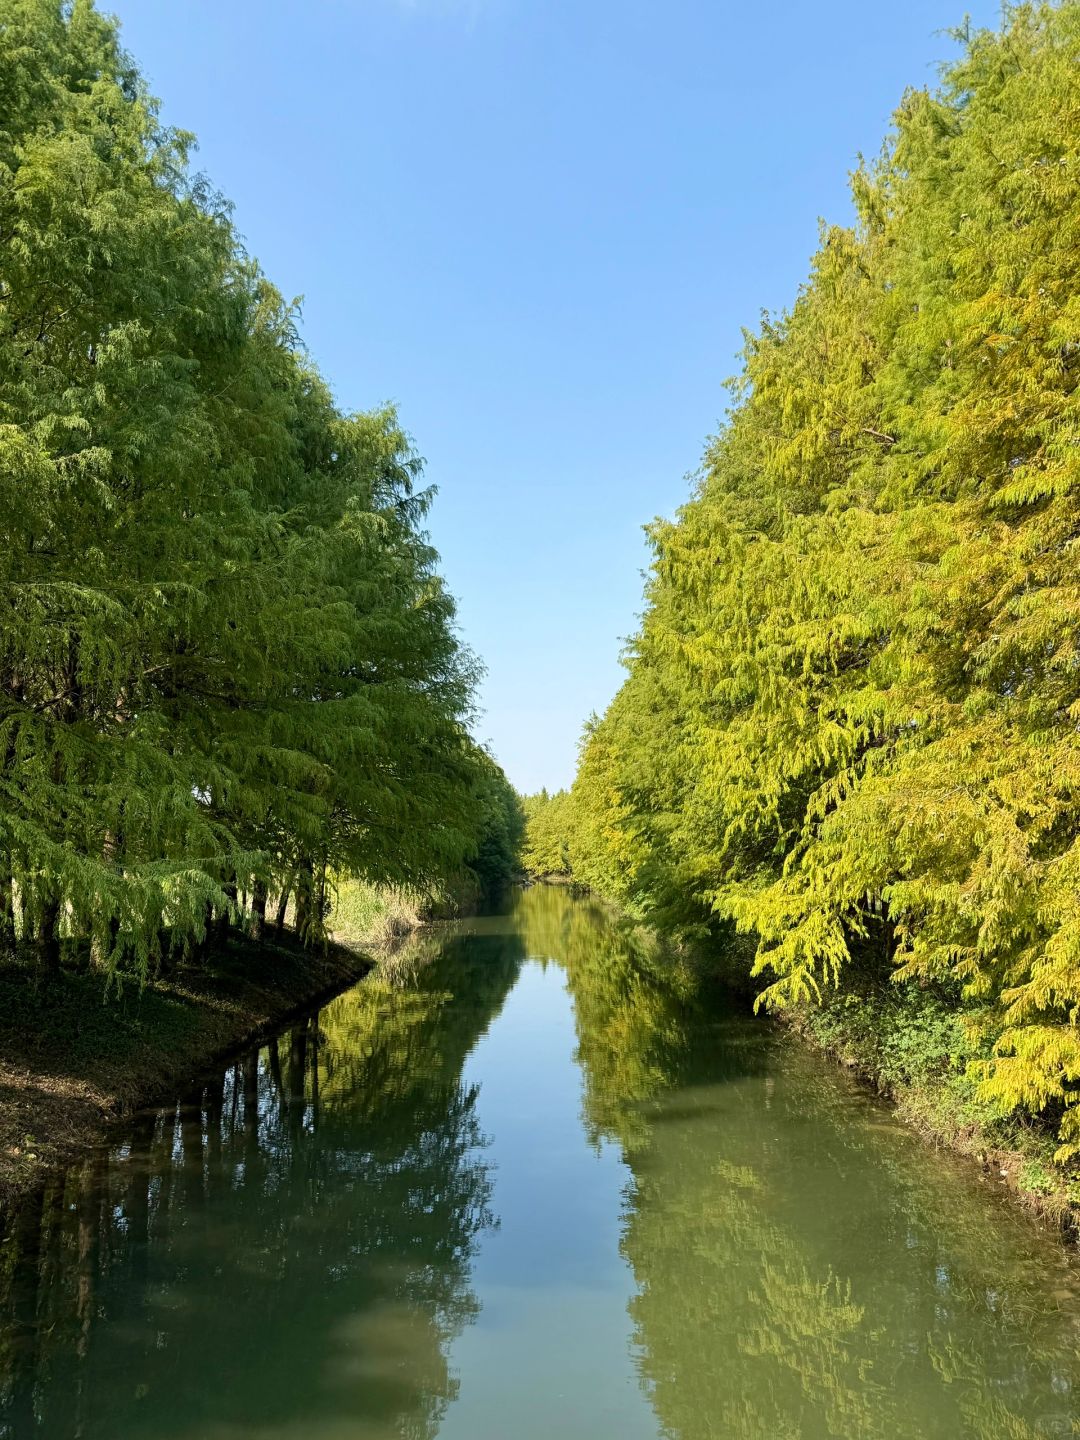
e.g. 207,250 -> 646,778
113,0 -> 998,794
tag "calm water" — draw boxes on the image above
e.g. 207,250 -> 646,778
2,888 -> 1078,1439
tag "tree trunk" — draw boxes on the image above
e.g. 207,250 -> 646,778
288,1025 -> 308,1140
190,899 -> 214,967
0,854 -> 15,954
216,875 -> 237,942
6,1183 -> 46,1437
309,1012 -> 320,1132
268,1035 -> 285,1103
74,1151 -> 105,1436
37,895 -> 61,974
106,913 -> 120,960
243,1050 -> 260,1183
181,1090 -> 204,1207
155,927 -> 175,980
315,860 -> 328,936
293,858 -> 314,942
249,878 -> 268,942
205,1068 -> 225,1178
274,885 -> 291,936
126,1112 -> 154,1293
97,825 -> 122,971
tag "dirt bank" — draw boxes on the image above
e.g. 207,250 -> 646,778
0,930 -> 374,1210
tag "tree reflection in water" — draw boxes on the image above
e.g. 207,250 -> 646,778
529,886 -> 1080,1440
0,927 -> 523,1440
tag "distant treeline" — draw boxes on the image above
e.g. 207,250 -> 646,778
0,1 -> 521,980
525,5 -> 1080,1163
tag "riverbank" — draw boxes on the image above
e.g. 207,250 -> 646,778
779,980 -> 1080,1241
532,885 -> 1080,1240
0,928 -> 376,1210
680,923 -> 1080,1237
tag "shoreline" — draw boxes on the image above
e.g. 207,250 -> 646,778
5,886 -> 1077,1244
778,1002 -> 1080,1244
706,949 -> 1080,1241
534,880 -> 1080,1244
0,928 -> 383,1213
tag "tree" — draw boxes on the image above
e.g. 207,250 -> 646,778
0,0 -> 505,978
520,789 -> 574,879
565,3 -> 1080,1160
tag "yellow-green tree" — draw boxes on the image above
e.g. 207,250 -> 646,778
567,4 -> 1080,1159
520,789 -> 574,878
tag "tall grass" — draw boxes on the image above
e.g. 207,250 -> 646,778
327,880 -> 423,951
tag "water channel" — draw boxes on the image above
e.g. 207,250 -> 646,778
1,886 -> 1078,1438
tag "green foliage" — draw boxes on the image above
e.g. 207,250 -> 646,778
461,756 -> 524,900
1018,1160 -> 1057,1197
564,4 -> 1080,1161
795,986 -> 977,1094
519,789 -> 574,878
0,0 -> 510,980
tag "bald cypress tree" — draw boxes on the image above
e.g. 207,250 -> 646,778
568,3 -> 1080,1160
0,0 -> 503,978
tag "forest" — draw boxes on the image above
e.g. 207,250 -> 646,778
523,3 -> 1080,1173
0,0 -> 520,987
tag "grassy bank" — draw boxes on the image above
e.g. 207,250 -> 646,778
0,929 -> 376,1210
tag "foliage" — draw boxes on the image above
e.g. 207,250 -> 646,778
0,0 -> 511,980
519,789 -> 573,878
563,4 -> 1080,1160
461,755 -> 524,900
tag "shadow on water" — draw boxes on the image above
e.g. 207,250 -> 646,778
2,886 -> 1080,1440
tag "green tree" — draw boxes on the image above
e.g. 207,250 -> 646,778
520,788 -> 574,878
0,0 -> 501,978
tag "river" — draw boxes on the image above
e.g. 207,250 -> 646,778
1,886 -> 1078,1438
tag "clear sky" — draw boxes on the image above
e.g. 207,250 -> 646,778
110,0 -> 998,794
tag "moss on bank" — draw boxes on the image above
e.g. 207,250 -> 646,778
0,930 -> 374,1209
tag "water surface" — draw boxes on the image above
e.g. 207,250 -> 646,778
2,887 -> 1078,1438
